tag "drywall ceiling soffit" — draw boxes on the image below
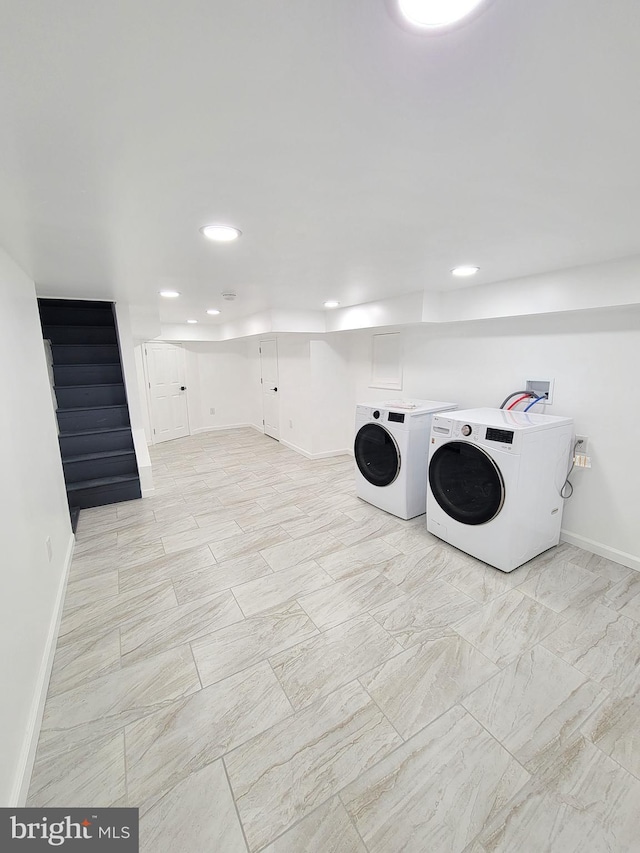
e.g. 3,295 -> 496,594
4,0 -> 640,327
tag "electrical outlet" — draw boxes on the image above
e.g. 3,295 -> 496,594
525,378 -> 554,404
210,407 -> 215,415
575,434 -> 588,453
45,537 -> 53,562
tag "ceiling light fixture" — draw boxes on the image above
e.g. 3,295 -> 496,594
159,290 -> 180,298
397,0 -> 486,28
451,266 -> 480,277
187,319 -> 198,324
200,224 -> 242,242
323,301 -> 340,308
206,309 -> 221,315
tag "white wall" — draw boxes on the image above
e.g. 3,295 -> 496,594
0,248 -> 74,805
309,335 -> 352,455
276,336 -> 313,455
182,340 -> 254,434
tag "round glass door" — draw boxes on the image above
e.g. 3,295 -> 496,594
428,441 -> 505,525
354,423 -> 400,487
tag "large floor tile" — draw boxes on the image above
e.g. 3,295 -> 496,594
139,761 -> 247,853
225,681 -> 402,851
317,538 -> 401,581
192,601 -> 319,686
161,519 -> 242,555
260,530 -> 344,571
298,569 -> 404,631
28,731 -> 126,808
271,613 -> 402,709
48,629 -> 121,697
440,559 -> 527,604
541,601 -> 640,690
341,704 -> 529,853
581,681 -> 640,779
477,734 -> 640,852
517,560 -> 611,614
371,577 -> 480,648
262,797 -> 366,853
125,660 -> 292,814
118,545 -> 216,593
38,646 -> 201,755
172,552 -> 273,604
462,645 -> 607,772
360,633 -> 499,739
455,588 -> 565,667
232,560 -> 334,617
209,524 -> 292,562
120,590 -> 244,663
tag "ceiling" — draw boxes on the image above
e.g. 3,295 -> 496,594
1,0 -> 640,329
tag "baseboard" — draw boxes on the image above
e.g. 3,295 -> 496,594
11,532 -> 75,806
191,423 -> 254,435
141,487 -> 156,497
279,438 -> 350,460
560,529 -> 640,572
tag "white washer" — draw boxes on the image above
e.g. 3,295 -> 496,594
354,399 -> 457,519
426,408 -> 573,572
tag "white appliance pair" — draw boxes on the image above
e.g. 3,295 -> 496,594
354,402 -> 573,573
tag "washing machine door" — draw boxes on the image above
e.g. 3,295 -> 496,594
354,423 -> 400,487
429,441 -> 505,525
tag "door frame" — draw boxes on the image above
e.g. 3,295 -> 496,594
142,341 -> 191,444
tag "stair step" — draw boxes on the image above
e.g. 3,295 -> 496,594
63,450 -> 138,483
51,344 -> 120,365
38,300 -> 115,327
43,324 -> 118,344
55,384 -> 126,408
66,475 -> 142,510
53,363 -> 123,386
59,426 -> 135,457
67,474 -> 140,491
57,404 -> 130,432
64,449 -> 135,463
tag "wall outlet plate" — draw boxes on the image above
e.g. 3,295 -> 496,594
575,434 -> 588,453
525,378 -> 554,404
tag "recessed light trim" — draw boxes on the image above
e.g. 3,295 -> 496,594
159,290 -> 181,298
200,224 -> 242,242
206,309 -> 221,315
451,266 -> 480,277
397,0 -> 486,28
186,319 -> 198,324
323,300 -> 340,308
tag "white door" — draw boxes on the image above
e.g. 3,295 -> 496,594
145,342 -> 190,443
260,339 -> 279,440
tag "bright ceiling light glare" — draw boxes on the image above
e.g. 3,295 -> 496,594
451,266 -> 480,277
186,319 -> 198,324
200,224 -> 242,242
323,300 -> 340,308
397,0 -> 486,29
159,290 -> 180,298
206,309 -> 221,315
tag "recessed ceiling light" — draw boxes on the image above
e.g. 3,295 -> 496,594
159,290 -> 180,298
206,309 -> 221,315
200,224 -> 242,242
451,266 -> 480,277
398,0 -> 486,28
324,301 -> 340,308
186,319 -> 198,324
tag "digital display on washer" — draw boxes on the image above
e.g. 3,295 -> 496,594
388,412 -> 405,423
486,427 -> 514,444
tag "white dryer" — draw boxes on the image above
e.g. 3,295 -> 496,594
426,408 -> 573,572
354,399 -> 457,520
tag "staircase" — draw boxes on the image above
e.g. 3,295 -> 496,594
38,298 -> 142,528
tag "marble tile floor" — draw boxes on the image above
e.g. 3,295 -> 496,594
28,428 -> 640,852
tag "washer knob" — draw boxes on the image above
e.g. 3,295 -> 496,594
461,424 -> 472,436
373,410 -> 380,419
